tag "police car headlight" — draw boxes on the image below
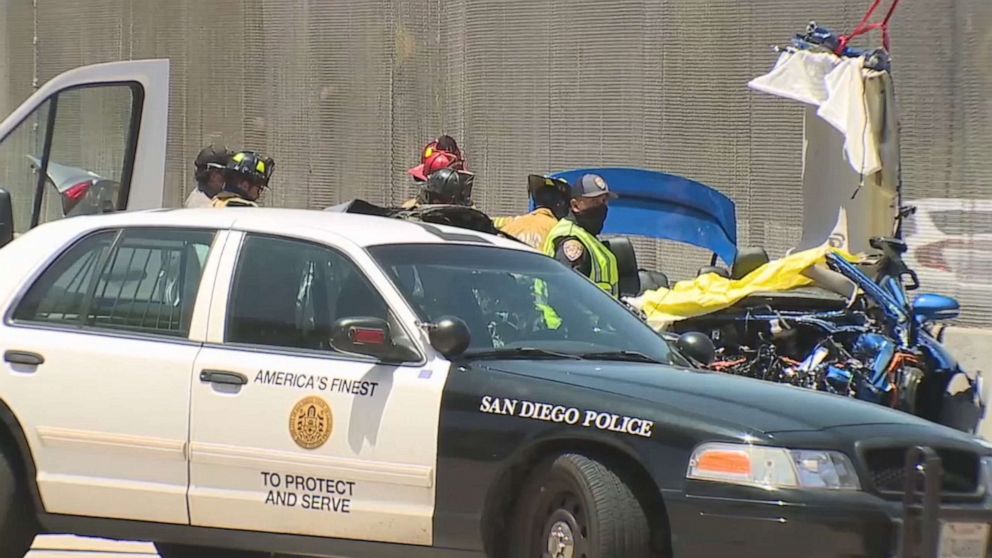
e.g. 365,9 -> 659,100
687,442 -> 861,491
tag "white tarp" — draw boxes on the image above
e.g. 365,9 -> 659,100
749,49 -> 900,255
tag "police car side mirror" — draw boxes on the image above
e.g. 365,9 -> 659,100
0,188 -> 14,249
428,316 -> 471,358
330,317 -> 419,364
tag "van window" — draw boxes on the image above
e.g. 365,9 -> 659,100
0,84 -> 139,234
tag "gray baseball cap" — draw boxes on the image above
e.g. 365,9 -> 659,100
570,173 -> 618,199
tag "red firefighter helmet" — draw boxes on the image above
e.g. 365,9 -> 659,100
408,135 -> 465,182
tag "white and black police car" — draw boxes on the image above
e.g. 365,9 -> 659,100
0,207 -> 991,558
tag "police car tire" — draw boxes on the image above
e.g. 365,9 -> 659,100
0,449 -> 35,558
509,453 -> 650,558
154,542 -> 272,558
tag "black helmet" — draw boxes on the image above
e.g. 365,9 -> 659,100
675,332 -> 716,367
527,174 -> 571,219
225,150 -> 275,188
421,168 -> 474,205
194,144 -> 232,184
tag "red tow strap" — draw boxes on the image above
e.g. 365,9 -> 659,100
835,0 -> 904,55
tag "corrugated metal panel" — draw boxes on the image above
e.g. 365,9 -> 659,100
1,0 -> 990,324
128,1 -> 191,209
298,0 -> 396,208
0,0 -> 38,232
0,0 -> 34,116
392,0 -> 448,207
462,0 -> 553,217
887,0 -> 991,325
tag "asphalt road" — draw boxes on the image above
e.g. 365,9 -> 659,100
28,536 -> 157,557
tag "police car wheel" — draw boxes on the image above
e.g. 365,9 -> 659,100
510,453 -> 650,558
0,448 -> 35,558
154,543 -> 272,558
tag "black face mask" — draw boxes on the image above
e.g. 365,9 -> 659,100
575,204 -> 608,235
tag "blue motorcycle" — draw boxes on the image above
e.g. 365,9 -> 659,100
821,237 -> 984,432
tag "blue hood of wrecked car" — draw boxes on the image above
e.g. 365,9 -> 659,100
548,168 -> 738,265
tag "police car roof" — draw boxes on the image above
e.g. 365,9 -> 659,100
31,207 -> 533,251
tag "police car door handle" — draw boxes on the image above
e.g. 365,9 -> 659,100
200,369 -> 248,386
4,350 -> 44,366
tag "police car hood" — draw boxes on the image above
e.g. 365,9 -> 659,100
477,359 -> 940,435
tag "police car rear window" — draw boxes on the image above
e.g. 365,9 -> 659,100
14,228 -> 214,337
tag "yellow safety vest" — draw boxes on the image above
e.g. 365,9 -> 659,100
543,219 -> 619,297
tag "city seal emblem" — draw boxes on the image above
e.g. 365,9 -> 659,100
289,396 -> 333,450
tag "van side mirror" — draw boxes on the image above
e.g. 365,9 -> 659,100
330,317 -> 420,363
0,188 -> 14,249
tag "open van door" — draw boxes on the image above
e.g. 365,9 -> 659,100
0,59 -> 169,238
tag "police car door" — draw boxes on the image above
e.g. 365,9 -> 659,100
188,229 -> 448,545
0,59 -> 169,240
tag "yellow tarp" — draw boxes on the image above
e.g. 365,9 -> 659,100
636,246 -> 860,330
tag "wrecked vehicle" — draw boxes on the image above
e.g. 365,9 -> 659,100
548,167 -> 984,434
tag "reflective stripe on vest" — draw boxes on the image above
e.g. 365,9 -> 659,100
543,219 -> 619,297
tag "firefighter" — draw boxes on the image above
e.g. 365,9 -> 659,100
403,135 -> 467,209
211,150 -> 275,208
409,167 -> 475,207
185,145 -> 232,208
492,174 -> 571,250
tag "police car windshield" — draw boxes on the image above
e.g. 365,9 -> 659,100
368,244 -> 673,363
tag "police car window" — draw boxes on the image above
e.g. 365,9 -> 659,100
369,244 -> 672,362
85,229 -> 214,336
14,230 -> 117,324
226,234 -> 404,354
13,228 -> 213,337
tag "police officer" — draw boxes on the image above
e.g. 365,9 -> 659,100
211,150 -> 275,208
493,174 -> 571,250
185,145 -> 232,208
542,173 -> 619,297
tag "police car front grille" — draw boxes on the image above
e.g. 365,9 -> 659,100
863,448 -> 982,500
